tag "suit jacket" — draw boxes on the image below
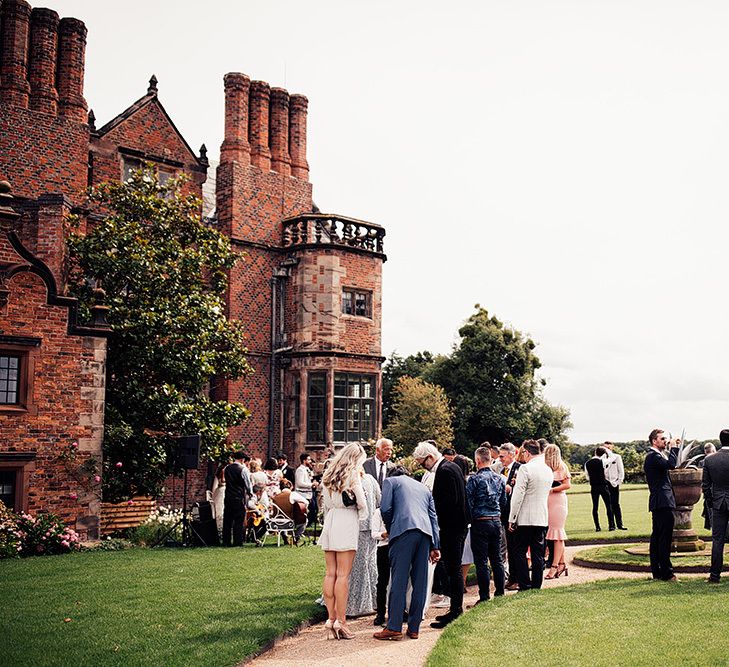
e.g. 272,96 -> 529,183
500,460 -> 521,523
644,447 -> 678,511
432,458 -> 468,535
508,455 -> 553,527
585,457 -> 608,487
702,448 -> 729,511
280,464 -> 296,488
363,457 -> 394,488
604,451 -> 625,487
380,475 -> 440,549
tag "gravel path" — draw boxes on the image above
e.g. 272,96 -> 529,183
244,544 -> 697,667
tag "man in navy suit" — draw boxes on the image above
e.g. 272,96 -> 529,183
374,473 -> 440,641
702,429 -> 729,583
644,429 -> 680,581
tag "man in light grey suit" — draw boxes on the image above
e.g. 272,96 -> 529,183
374,474 -> 440,641
508,439 -> 554,590
364,438 -> 395,489
702,428 -> 729,583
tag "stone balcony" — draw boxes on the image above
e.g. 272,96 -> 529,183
281,214 -> 385,256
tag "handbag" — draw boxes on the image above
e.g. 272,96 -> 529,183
342,489 -> 357,507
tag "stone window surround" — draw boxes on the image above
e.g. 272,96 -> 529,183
341,287 -> 373,319
0,336 -> 40,416
0,453 -> 36,513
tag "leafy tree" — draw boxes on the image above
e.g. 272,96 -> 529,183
385,376 -> 454,453
425,306 -> 571,455
381,350 -> 437,427
68,169 -> 252,501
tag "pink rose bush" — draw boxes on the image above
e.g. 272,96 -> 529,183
0,501 -> 81,558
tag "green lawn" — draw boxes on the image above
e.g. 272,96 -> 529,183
576,543 -> 726,570
1,545 -> 325,667
564,484 -> 709,542
428,578 -> 729,666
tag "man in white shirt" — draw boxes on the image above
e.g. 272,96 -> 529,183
294,453 -> 318,503
364,438 -> 395,489
603,441 -> 627,530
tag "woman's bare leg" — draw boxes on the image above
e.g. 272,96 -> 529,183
334,550 -> 356,622
323,550 -> 338,620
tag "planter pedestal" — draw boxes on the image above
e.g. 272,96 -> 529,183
669,468 -> 705,553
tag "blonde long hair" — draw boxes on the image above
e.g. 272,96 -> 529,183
543,443 -> 563,472
322,443 -> 366,493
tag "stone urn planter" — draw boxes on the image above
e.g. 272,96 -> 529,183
669,468 -> 705,552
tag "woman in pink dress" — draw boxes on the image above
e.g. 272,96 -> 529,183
544,444 -> 571,579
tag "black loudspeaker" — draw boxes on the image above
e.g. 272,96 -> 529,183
176,435 -> 200,470
195,500 -> 214,523
191,519 -> 219,547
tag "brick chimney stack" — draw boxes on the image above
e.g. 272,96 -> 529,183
57,17 -> 87,121
0,0 -> 32,108
28,7 -> 59,114
249,80 -> 272,171
269,87 -> 291,176
289,94 -> 309,181
220,72 -> 251,164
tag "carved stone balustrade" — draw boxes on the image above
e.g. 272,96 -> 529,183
282,214 -> 385,256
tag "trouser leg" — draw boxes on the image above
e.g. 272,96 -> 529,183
601,486 -> 615,529
376,544 -> 390,618
407,533 -> 430,633
652,508 -> 674,579
470,522 -> 491,601
512,527 -> 531,590
710,508 -> 729,580
649,511 -> 661,578
441,531 -> 465,614
590,487 -> 601,529
387,532 -> 416,632
529,526 -> 547,589
486,521 -> 505,595
609,485 -> 624,527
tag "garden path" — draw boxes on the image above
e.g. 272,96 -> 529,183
245,544 -> 693,667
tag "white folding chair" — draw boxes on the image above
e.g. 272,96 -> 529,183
265,503 -> 295,546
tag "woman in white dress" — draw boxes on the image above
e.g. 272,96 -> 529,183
319,443 -> 367,640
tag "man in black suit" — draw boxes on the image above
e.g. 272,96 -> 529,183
585,446 -> 615,531
413,441 -> 468,628
498,443 -> 521,589
702,429 -> 729,583
223,450 -> 253,547
644,428 -> 679,581
363,438 -> 395,489
276,452 -> 296,488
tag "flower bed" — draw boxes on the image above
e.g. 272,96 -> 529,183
0,501 -> 81,558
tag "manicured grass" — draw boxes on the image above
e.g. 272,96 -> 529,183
576,543 -> 727,570
1,545 -> 325,667
564,485 -> 709,542
428,578 -> 729,666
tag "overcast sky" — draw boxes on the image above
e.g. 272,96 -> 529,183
50,0 -> 729,444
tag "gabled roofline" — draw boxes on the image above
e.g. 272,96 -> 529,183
94,85 -> 205,169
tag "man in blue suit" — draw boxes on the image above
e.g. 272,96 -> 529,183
374,473 -> 440,641
644,428 -> 680,581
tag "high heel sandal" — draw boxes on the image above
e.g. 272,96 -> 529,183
333,619 -> 355,640
555,563 -> 568,578
544,566 -> 559,580
324,619 -> 337,640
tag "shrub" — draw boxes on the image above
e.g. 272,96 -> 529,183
15,511 -> 81,556
129,506 -> 183,546
93,537 -> 135,552
0,502 -> 21,558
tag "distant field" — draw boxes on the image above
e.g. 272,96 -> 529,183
564,484 -> 709,542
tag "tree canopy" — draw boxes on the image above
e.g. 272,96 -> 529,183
68,169 -> 251,501
383,306 -> 572,456
384,376 -> 454,453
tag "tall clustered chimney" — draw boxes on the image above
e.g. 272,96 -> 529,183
220,72 -> 251,164
269,87 -> 291,176
289,94 -> 309,181
57,17 -> 87,121
0,0 -> 32,108
249,80 -> 272,171
28,7 -> 60,114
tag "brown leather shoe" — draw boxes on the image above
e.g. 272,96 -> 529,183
373,628 -> 403,641
406,630 -> 419,639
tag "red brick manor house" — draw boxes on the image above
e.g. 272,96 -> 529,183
0,0 -> 386,538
